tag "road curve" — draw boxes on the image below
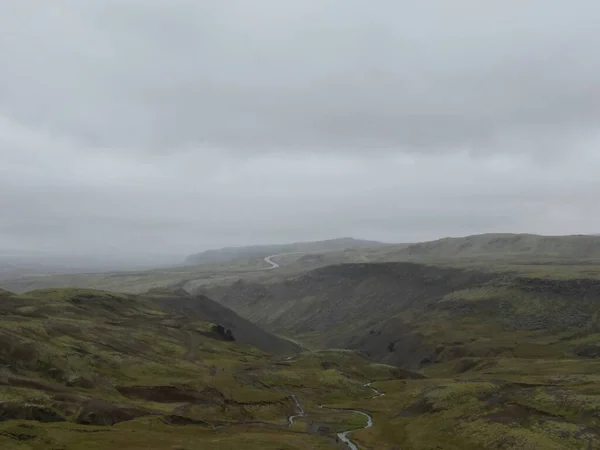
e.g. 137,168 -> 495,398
263,254 -> 281,270
263,251 -> 321,270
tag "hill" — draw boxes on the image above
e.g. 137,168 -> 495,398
196,261 -> 600,447
7,233 -> 600,296
184,237 -> 384,265
0,287 -> 410,449
200,261 -> 600,367
376,233 -> 600,263
4,270 -> 600,447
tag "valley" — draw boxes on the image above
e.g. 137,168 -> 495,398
2,234 -> 600,448
4,0 -> 597,447
0,287 -> 406,449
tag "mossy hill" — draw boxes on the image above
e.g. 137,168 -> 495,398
4,254 -> 600,447
0,287 -> 409,449
199,261 -> 600,448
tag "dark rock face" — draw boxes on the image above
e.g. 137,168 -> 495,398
516,277 -> 600,296
76,400 -> 148,426
454,358 -> 479,373
152,293 -> 300,355
574,344 -> 600,358
211,324 -> 235,341
0,402 -> 65,422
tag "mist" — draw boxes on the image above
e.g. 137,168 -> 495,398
1,1 -> 600,265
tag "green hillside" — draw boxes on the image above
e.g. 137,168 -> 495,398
6,233 -> 600,296
198,262 -> 600,448
202,262 -> 600,367
3,269 -> 600,447
378,233 -> 600,263
0,287 -> 413,449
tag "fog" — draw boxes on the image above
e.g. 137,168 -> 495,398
1,1 -> 599,264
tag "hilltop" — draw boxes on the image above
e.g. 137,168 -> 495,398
184,237 -> 383,265
375,233 -> 600,264
6,233 -> 600,295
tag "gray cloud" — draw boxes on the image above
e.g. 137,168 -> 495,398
1,0 -> 599,152
1,1 -> 600,261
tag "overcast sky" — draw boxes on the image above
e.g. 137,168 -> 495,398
1,1 -> 600,261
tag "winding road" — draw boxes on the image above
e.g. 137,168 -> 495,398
263,254 -> 281,270
288,382 -> 383,450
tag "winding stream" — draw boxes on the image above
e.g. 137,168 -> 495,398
288,394 -> 307,426
319,405 -> 373,450
289,382 -> 383,450
365,382 -> 385,398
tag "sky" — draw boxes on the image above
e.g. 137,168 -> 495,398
1,0 -> 600,263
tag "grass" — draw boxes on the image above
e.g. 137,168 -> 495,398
5,238 -> 600,448
0,287 -> 417,449
0,419 -> 339,450
188,259 -> 600,448
334,370 -> 600,449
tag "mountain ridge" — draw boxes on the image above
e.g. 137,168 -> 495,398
376,233 -> 600,262
199,260 -> 600,367
184,237 -> 384,265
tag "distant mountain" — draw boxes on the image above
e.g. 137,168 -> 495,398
0,253 -> 180,280
377,233 -> 600,263
185,237 -> 384,265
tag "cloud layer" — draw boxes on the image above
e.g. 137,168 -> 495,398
1,1 -> 599,260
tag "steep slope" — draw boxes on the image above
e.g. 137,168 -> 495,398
202,262 -> 600,368
196,262 -> 600,448
185,237 -> 383,265
148,288 -> 300,355
202,263 -> 494,367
